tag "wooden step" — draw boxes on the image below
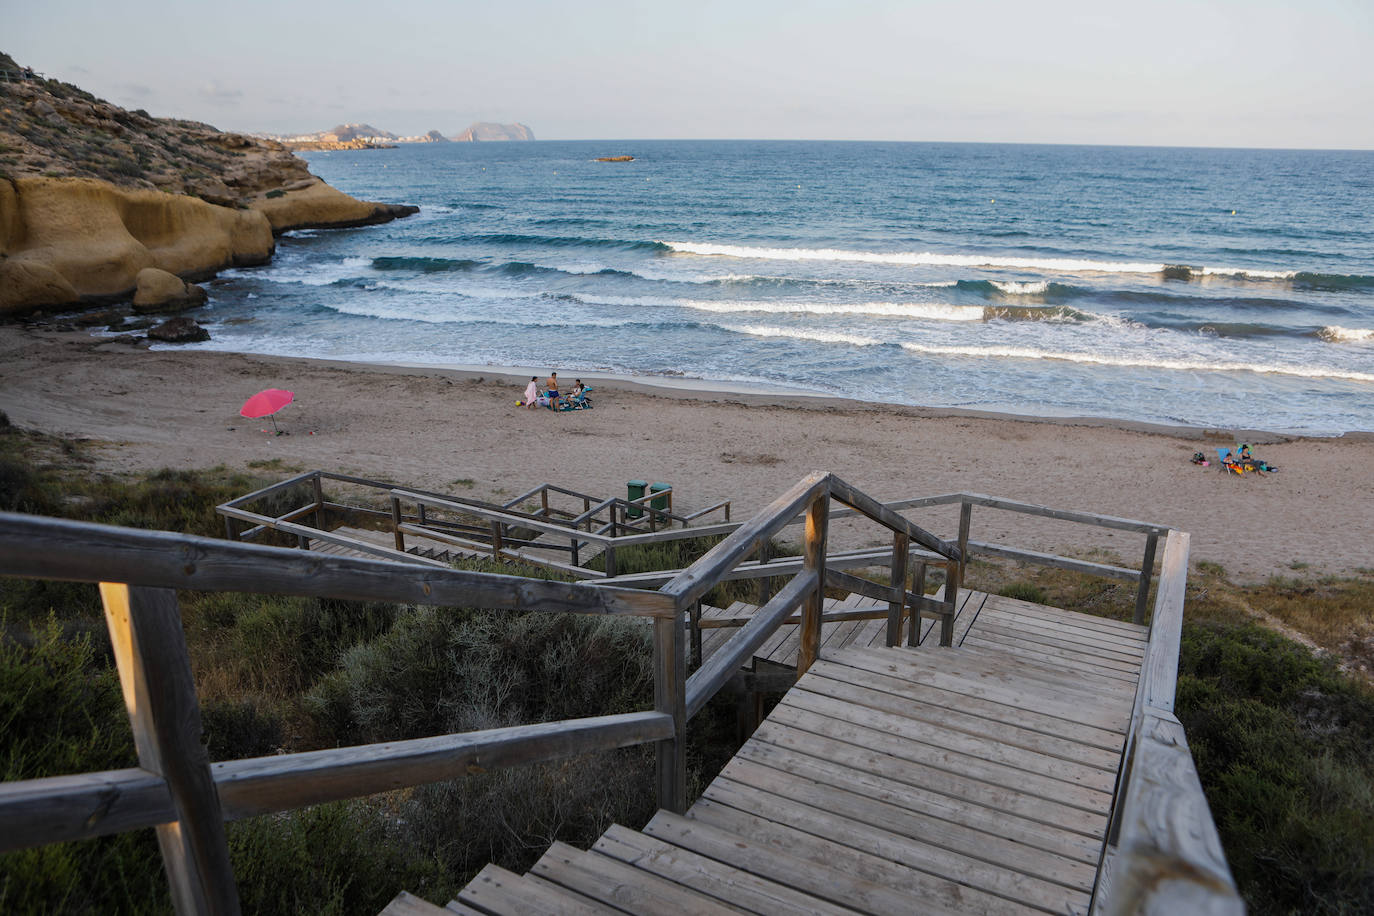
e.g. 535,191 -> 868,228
455,863 -> 617,915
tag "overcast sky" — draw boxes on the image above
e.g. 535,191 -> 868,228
8,0 -> 1373,148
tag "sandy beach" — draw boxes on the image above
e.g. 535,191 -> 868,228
2,325 -> 1370,584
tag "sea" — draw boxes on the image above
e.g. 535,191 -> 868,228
190,141 -> 1374,435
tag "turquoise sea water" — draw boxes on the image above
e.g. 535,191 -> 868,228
193,141 -> 1374,434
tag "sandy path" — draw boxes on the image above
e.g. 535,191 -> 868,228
2,327 -> 1370,583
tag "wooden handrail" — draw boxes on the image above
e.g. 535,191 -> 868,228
1092,531 -> 1244,914
0,513 -> 674,618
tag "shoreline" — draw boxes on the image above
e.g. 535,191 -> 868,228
4,325 -> 1373,584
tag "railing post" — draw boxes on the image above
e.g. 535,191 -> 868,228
690,600 -> 703,668
490,521 -> 504,561
1134,531 -> 1159,626
603,545 -> 617,578
887,532 -> 909,646
957,498 -> 973,583
311,473 -> 325,530
99,583 -> 241,916
541,488 -> 549,518
654,609 -> 687,813
223,516 -> 238,542
941,559 -> 958,646
796,490 -> 829,676
756,539 -> 773,606
390,496 -> 405,552
908,560 -> 927,646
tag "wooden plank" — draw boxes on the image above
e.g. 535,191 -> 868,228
961,626 -> 1144,676
662,472 -> 829,607
687,799 -> 1046,916
970,611 -> 1147,662
532,840 -> 746,914
705,771 -> 1095,910
645,810 -> 972,916
378,891 -> 453,915
859,646 -> 1138,717
974,606 -> 1147,654
953,492 -> 1167,536
780,687 -> 1117,792
0,767 -> 174,852
953,638 -> 1142,694
457,863 -> 618,915
1140,531 -> 1190,713
747,718 -> 1108,839
734,740 -> 1103,864
100,584 -> 240,916
827,474 -> 961,561
967,540 -> 1140,582
766,703 -> 1114,814
1098,710 -> 1243,915
952,589 -> 987,646
685,570 -> 817,720
0,513 -> 677,618
806,656 -> 1125,753
795,668 -> 1122,772
441,900 -> 487,916
214,712 -> 673,820
593,823 -> 858,916
976,596 -> 1149,638
717,757 -> 1099,892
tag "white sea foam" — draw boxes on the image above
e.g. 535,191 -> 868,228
664,241 -> 1165,274
894,342 -> 1374,383
1319,326 -> 1374,343
724,325 -> 888,347
574,294 -> 986,322
990,280 -> 1052,295
1200,266 -> 1298,280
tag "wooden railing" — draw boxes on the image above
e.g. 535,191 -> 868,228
1090,531 -> 1245,914
0,473 -> 955,914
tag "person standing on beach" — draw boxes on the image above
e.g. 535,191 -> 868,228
523,376 -> 538,408
546,372 -> 560,403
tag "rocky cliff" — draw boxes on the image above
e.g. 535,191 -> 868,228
451,122 -> 535,142
0,53 -> 417,317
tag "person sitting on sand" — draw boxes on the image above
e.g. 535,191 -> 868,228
522,376 -> 539,409
570,379 -> 586,398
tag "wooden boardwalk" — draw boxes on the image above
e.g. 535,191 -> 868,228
389,594 -> 1148,915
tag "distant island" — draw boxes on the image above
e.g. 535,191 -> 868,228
280,122 -> 534,150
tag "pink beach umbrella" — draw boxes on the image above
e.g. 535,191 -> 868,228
240,388 -> 294,433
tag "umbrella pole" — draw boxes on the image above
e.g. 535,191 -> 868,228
270,415 -> 280,434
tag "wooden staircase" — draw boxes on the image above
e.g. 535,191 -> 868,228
381,593 -> 1147,915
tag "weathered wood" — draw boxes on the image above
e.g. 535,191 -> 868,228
826,474 -> 961,561
1140,531 -> 1190,713
214,711 -> 672,820
796,494 -> 829,676
1096,710 -> 1243,915
908,560 -> 927,646
378,890 -> 454,915
215,469 -> 318,509
887,532 -> 909,647
662,471 -> 829,607
0,513 -> 676,617
0,767 -> 174,852
755,538 -> 773,605
1133,532 -> 1159,626
311,474 -> 325,530
967,539 -> 1141,581
100,584 -> 240,916
654,613 -> 687,814
952,493 -> 1169,536
390,496 -> 406,551
684,570 -> 818,719
957,498 -> 973,580
532,840 -> 743,914
458,863 -> 616,915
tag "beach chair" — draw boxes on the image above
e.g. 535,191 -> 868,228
1216,447 -> 1244,475
559,386 -> 594,411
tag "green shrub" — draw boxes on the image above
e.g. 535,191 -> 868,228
997,582 -> 1048,604
264,189 -> 285,199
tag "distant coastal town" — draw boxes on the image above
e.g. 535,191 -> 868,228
271,121 -> 535,150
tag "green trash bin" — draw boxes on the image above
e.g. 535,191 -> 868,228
650,482 -> 671,515
627,480 -> 647,518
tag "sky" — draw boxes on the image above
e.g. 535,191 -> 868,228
7,0 -> 1373,149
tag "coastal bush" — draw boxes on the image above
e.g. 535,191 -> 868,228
997,582 -> 1048,604
584,533 -> 792,609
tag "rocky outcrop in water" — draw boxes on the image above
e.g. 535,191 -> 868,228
0,52 -> 416,317
451,122 -> 535,142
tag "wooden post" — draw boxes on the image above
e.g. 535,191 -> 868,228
99,584 -> 241,916
957,499 -> 973,582
796,493 -> 829,676
417,504 -> 427,527
908,560 -> 927,647
222,516 -> 238,542
690,600 -> 703,669
490,521 -> 504,561
570,537 -> 580,568
756,539 -> 773,606
940,560 -> 958,646
887,532 -> 909,647
654,612 -> 687,814
541,489 -> 549,518
1134,532 -> 1159,626
603,545 -> 617,579
390,496 -> 405,552
311,473 -> 325,531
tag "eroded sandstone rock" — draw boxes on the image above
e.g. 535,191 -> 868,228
148,315 -> 210,342
132,267 -> 208,313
